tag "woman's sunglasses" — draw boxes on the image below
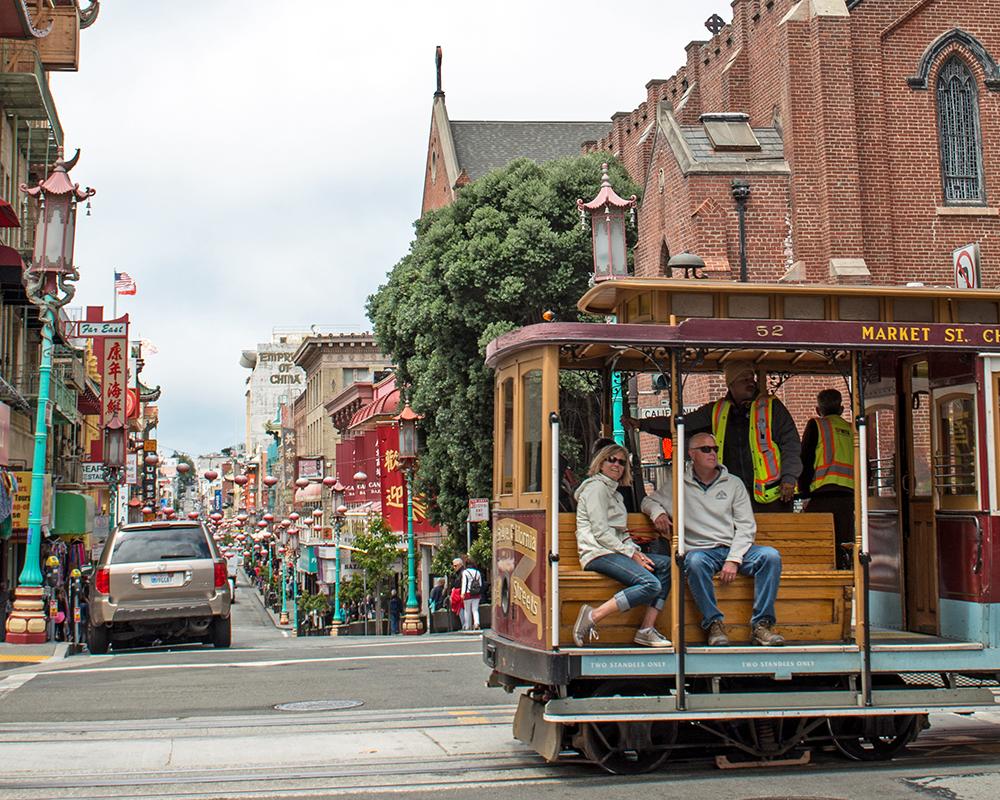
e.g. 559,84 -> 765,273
690,445 -> 719,454
605,456 -> 628,466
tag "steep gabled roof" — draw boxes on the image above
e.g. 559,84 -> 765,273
450,120 -> 609,182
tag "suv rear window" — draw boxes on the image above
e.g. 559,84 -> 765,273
110,525 -> 211,564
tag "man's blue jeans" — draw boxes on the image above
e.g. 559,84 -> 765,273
684,545 -> 782,628
585,552 -> 672,612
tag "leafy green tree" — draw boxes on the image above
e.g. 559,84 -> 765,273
353,516 -> 401,632
368,154 -> 640,538
468,521 -> 492,575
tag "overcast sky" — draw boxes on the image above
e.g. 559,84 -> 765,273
52,1 -> 710,456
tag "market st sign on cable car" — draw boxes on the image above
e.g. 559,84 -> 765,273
677,318 -> 1000,349
65,320 -> 128,338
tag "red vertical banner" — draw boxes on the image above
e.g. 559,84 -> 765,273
376,425 -> 435,535
101,337 -> 127,430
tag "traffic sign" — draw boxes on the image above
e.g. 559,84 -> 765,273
468,498 -> 490,523
953,243 -> 980,289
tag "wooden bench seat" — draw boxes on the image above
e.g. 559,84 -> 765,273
557,512 -> 853,646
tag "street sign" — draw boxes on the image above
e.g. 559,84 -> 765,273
67,320 -> 128,338
468,498 -> 490,523
953,243 -> 980,289
640,407 -> 671,418
82,462 -> 106,484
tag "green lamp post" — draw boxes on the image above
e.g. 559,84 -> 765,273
328,477 -> 346,625
396,404 -> 424,635
4,152 -> 95,645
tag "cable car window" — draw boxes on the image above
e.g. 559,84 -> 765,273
522,370 -> 543,493
866,405 -> 896,499
501,377 -> 514,495
935,393 -> 977,498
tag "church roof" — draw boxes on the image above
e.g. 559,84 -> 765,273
450,120 -> 609,182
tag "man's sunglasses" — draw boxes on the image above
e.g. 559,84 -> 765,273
690,445 -> 719,454
605,456 -> 628,466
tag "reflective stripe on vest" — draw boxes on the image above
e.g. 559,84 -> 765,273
710,396 -> 783,503
811,415 -> 855,492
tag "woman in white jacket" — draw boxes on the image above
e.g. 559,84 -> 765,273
572,444 -> 672,648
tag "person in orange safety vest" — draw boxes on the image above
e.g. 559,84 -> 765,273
799,388 -> 855,569
624,360 -> 801,513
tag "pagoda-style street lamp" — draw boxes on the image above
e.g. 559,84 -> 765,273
577,162 -> 636,282
4,153 -> 95,644
396,404 -> 424,635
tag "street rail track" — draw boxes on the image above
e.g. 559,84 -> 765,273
2,715 -> 1000,800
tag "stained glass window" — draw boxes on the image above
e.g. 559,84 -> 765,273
937,56 -> 984,204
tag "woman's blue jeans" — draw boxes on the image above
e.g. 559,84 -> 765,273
585,552 -> 672,612
684,545 -> 782,628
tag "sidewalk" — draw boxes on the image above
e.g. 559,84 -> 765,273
0,641 -> 69,672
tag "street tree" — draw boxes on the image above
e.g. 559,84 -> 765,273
352,516 -> 402,633
367,153 -> 640,536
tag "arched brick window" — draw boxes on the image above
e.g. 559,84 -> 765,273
937,56 -> 985,205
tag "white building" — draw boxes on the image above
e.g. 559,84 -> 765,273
239,329 -> 309,464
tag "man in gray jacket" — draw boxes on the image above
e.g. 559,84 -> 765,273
641,431 -> 784,647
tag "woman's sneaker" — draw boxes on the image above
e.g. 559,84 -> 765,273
572,604 -> 598,646
633,627 -> 672,648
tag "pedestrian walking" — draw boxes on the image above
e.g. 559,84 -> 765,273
388,590 -> 403,634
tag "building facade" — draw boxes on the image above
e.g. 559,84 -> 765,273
584,0 -> 1000,289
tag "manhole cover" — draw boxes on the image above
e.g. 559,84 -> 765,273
274,700 -> 364,712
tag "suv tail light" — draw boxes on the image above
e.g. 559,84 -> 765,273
95,568 -> 110,594
214,561 -> 226,589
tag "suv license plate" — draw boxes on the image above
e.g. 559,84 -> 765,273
149,573 -> 174,586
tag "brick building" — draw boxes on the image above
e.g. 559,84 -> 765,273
421,47 -> 607,215
585,0 -> 1000,288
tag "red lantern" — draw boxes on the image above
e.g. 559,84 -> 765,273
187,511 -> 199,520
237,513 -> 249,523
176,463 -> 191,475
263,475 -> 278,487
312,508 -> 323,518
337,504 -> 348,515
263,513 -> 274,523
257,520 -> 268,529
144,453 -> 159,466
295,477 -> 310,489
233,474 -> 248,487
289,512 -> 300,522
322,476 -> 336,488
203,470 -> 218,482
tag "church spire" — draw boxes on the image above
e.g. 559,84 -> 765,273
435,46 -> 444,97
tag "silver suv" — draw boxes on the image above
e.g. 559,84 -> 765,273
87,520 -> 232,653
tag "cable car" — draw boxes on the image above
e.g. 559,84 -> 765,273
483,278 -> 1000,772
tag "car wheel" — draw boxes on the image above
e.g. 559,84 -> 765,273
211,615 -> 232,648
87,623 -> 110,654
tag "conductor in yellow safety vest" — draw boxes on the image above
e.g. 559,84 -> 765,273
799,389 -> 855,569
624,360 -> 801,513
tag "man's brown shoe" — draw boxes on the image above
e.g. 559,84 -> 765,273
706,620 -> 729,646
752,621 -> 785,646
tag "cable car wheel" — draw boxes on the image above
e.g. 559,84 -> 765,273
827,714 -> 923,761
576,680 -> 679,774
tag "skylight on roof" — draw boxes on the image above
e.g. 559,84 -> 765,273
700,112 -> 761,152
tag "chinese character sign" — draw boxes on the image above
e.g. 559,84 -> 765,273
376,425 -> 435,536
101,328 -> 128,430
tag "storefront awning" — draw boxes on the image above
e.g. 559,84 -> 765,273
53,491 -> 94,536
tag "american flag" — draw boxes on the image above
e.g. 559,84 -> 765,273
114,271 -> 137,295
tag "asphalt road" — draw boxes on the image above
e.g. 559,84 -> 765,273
0,574 -> 505,723
2,577 -> 1000,799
